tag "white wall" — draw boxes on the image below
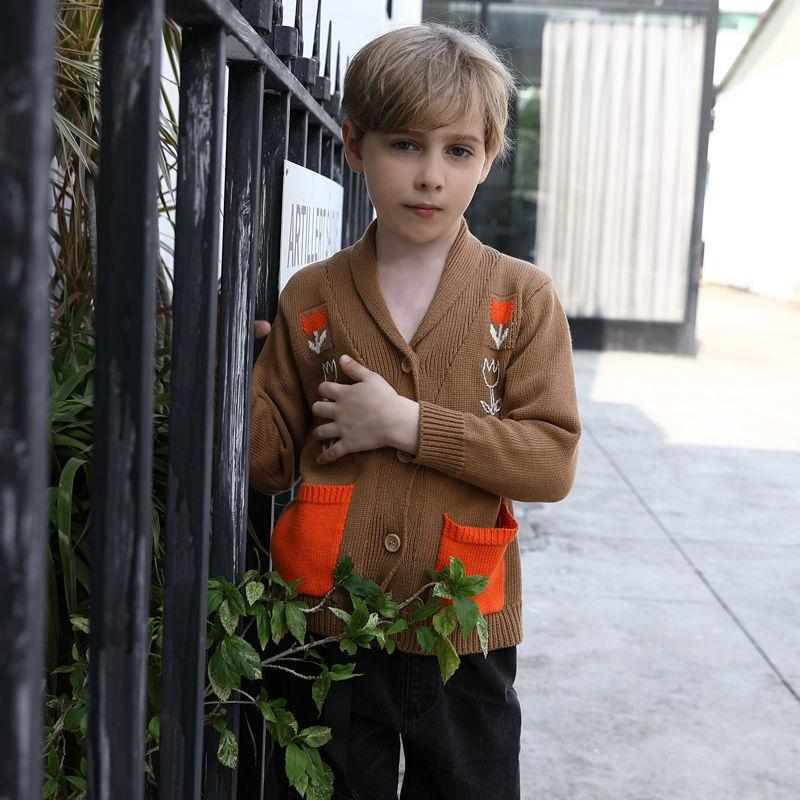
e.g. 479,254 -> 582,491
701,0 -> 800,303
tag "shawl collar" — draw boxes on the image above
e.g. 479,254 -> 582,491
348,215 -> 486,354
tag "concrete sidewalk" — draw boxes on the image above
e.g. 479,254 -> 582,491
516,284 -> 800,799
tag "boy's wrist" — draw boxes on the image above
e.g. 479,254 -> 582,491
384,396 -> 420,455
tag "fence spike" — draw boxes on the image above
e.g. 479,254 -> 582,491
274,0 -> 283,25
325,20 -> 332,78
313,0 -> 321,60
335,41 -> 341,91
295,0 -> 303,54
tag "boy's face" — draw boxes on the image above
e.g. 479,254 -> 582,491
341,106 -> 495,245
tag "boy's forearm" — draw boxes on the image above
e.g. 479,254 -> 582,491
383,396 -> 421,455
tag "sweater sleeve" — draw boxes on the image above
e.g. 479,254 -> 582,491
411,275 -> 582,503
248,297 -> 311,496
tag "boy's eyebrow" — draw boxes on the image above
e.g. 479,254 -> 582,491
393,128 -> 483,146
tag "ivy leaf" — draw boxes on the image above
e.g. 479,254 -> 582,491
341,573 -> 381,598
453,595 -> 481,640
432,582 -> 453,600
412,597 -> 440,622
329,662 -> 361,681
431,605 -> 457,638
271,600 -> 288,645
225,586 -> 247,616
447,556 -> 466,586
217,726 -> 238,768
265,570 -> 288,591
369,591 -> 400,618
285,741 -> 311,794
476,615 -> 489,658
69,614 -> 89,634
415,626 -> 435,654
218,600 -> 238,636
311,670 -> 331,716
385,618 -> 408,636
339,638 -> 357,656
255,604 -> 270,650
222,635 -> 262,680
333,555 -> 354,585
434,633 -> 460,684
208,647 -> 237,702
148,715 -> 160,744
349,595 -> 369,632
207,588 -> 224,616
296,725 -> 332,747
245,580 -> 265,605
459,575 -> 489,598
285,601 -> 307,645
328,606 -> 351,626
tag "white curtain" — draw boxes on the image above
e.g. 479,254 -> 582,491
535,13 -> 706,322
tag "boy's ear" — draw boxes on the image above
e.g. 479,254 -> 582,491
478,151 -> 496,184
341,118 -> 364,173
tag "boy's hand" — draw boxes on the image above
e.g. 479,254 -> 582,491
312,355 -> 419,464
253,320 -> 271,339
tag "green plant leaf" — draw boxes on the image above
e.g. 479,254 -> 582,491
431,605 -> 457,638
311,670 -> 331,716
333,555 -> 354,585
222,635 -> 262,681
412,596 -> 440,622
271,600 -> 288,645
296,725 -> 332,748
285,601 -> 307,645
415,626 -> 435,654
208,647 -> 238,702
433,633 -> 460,684
217,725 -> 238,768
285,741 -> 311,794
385,618 -> 408,636
476,615 -> 489,658
453,595 -> 481,640
329,662 -> 360,681
245,580 -> 265,605
218,599 -> 238,636
255,604 -> 270,650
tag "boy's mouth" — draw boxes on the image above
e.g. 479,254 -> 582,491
405,204 -> 442,218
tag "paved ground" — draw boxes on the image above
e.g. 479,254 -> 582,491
515,283 -> 800,799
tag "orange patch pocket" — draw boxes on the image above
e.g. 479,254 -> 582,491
434,502 -> 519,615
270,483 -> 355,597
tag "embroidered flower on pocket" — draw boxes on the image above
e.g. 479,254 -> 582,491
300,304 -> 331,355
489,295 -> 515,349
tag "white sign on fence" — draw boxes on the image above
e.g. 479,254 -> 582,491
278,160 -> 344,295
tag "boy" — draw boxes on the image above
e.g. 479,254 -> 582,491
249,22 -> 582,800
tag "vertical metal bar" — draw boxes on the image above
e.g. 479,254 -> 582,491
680,0 -> 719,354
321,132 -> 332,178
88,1 -> 164,799
288,107 -> 309,166
0,1 -> 56,798
159,25 -> 226,800
204,61 -> 266,800
307,122 -> 322,172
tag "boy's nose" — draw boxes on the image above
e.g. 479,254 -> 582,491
414,156 -> 445,190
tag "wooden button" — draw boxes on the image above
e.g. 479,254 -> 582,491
384,533 -> 401,553
396,449 -> 414,462
401,357 -> 413,373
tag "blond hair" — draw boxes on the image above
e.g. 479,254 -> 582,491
341,22 -> 517,165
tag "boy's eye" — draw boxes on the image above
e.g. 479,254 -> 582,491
390,140 -> 473,159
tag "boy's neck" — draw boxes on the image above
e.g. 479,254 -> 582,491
374,215 -> 463,274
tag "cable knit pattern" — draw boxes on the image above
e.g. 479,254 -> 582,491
248,215 -> 582,655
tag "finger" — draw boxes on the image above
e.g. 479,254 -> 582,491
317,440 -> 348,464
338,354 -> 371,381
253,320 -> 271,340
311,399 -> 337,418
314,422 -> 339,441
317,380 -> 344,400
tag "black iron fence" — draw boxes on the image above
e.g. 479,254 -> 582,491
0,0 -> 373,797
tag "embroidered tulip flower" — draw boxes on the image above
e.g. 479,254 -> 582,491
301,307 -> 328,354
489,296 -> 515,348
480,358 -> 502,416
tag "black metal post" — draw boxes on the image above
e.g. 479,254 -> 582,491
159,24 -> 226,800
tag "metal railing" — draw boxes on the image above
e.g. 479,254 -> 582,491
0,0 -> 374,798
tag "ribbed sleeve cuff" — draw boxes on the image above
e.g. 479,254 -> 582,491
412,401 -> 466,477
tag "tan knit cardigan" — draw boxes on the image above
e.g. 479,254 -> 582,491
249,215 -> 582,655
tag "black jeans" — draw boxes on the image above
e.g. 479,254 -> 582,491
265,639 -> 522,800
